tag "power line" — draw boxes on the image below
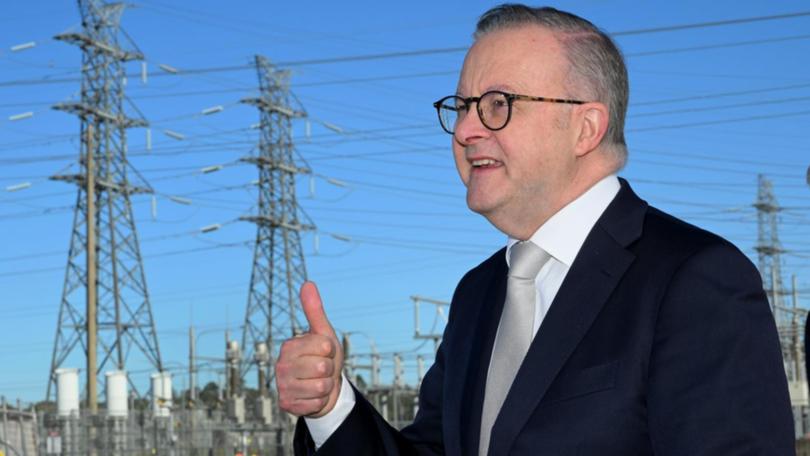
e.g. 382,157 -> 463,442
630,109 -> 810,132
0,241 -> 253,280
613,11 -> 810,36
630,95 -> 810,118
632,157 -> 801,178
1,67 -> 802,109
632,147 -> 807,170
626,34 -> 810,58
633,82 -> 810,106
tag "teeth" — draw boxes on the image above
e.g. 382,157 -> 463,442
472,159 -> 497,167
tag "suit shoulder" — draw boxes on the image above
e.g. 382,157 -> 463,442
644,206 -> 736,251
640,206 -> 755,271
457,247 -> 505,286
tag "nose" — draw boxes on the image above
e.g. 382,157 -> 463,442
453,104 -> 490,146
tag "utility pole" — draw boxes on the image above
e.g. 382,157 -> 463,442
342,334 -> 354,383
47,0 -> 162,401
189,326 -> 196,405
791,275 -> 805,384
239,54 -> 314,403
393,353 -> 403,427
86,124 -> 98,413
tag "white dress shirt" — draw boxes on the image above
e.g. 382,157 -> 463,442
305,175 -> 621,447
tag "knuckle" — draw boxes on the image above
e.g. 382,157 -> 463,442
280,339 -> 294,353
317,338 -> 334,356
316,378 -> 333,395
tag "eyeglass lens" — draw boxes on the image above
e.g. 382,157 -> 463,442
438,92 -> 510,134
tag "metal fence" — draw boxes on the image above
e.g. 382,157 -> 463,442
37,409 -> 297,456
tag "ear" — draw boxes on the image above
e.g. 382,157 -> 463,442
573,102 -> 609,158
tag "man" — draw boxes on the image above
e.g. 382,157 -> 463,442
276,4 -> 794,455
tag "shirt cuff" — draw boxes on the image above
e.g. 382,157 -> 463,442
303,375 -> 356,448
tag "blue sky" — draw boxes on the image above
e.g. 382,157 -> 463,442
2,0 -> 810,403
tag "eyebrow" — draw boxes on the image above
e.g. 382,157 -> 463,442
455,84 -> 520,98
488,84 -> 516,93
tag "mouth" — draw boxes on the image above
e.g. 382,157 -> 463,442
470,158 -> 502,169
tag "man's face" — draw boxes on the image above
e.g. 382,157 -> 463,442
453,25 -> 581,237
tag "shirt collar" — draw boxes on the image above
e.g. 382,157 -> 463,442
507,175 -> 621,268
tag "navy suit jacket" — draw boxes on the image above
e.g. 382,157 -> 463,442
296,180 -> 794,455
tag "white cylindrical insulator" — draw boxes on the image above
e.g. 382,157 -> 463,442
151,372 -> 172,417
105,371 -> 128,417
56,368 -> 80,417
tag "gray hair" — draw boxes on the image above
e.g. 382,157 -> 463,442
475,4 -> 629,168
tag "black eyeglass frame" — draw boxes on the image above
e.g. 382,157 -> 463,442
432,90 -> 587,134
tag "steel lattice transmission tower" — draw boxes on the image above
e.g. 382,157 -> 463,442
46,0 -> 162,402
753,174 -> 795,367
239,55 -> 314,386
753,176 -> 808,401
754,174 -> 786,315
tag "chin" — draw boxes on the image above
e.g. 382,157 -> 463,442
466,197 -> 495,218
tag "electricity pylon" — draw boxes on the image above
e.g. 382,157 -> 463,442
754,174 -> 786,314
239,55 -> 314,395
47,0 -> 162,407
754,175 -> 808,398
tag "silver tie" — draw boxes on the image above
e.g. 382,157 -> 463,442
479,241 -> 550,456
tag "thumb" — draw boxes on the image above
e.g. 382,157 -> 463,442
300,281 -> 335,337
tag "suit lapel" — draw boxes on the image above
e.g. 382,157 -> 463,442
443,251 -> 507,456
488,180 -> 647,456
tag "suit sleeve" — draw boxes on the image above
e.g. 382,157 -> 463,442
293,345 -> 447,456
646,241 -> 794,455
293,286 -> 463,456
292,342 -> 449,455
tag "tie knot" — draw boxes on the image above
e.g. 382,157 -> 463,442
509,241 -> 550,280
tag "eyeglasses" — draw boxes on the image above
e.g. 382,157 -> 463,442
432,90 -> 586,135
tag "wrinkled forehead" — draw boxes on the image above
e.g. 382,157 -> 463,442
456,25 -> 569,96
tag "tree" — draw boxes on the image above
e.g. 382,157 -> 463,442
198,381 -> 221,409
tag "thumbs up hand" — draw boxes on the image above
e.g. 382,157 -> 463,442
276,281 -> 344,417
